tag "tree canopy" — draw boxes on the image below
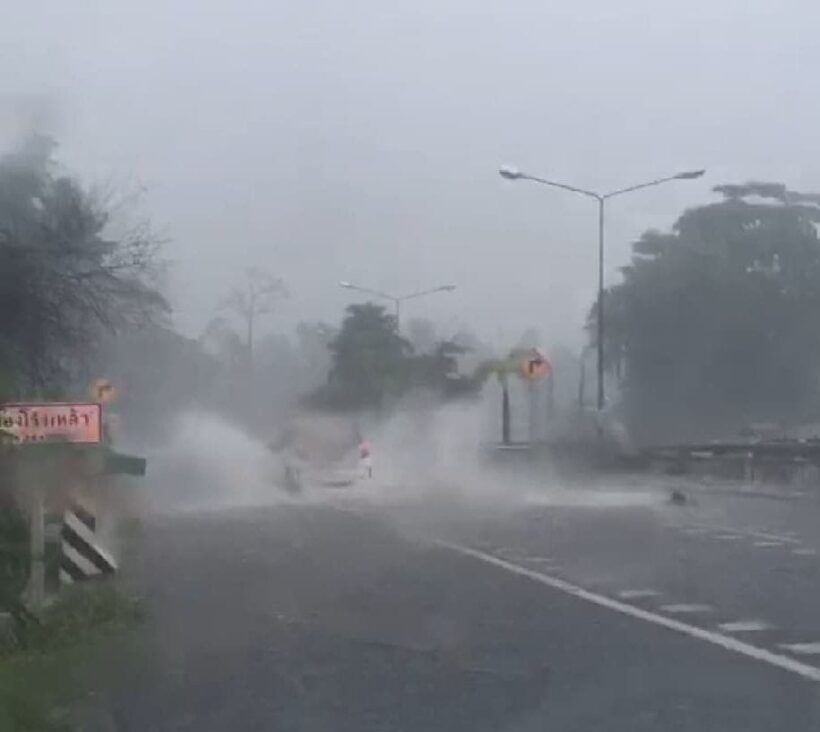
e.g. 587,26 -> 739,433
600,181 -> 820,444
0,135 -> 167,396
308,302 -> 479,410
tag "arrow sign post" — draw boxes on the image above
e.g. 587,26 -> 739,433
518,349 -> 553,444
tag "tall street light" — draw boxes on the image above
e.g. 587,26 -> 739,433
499,166 -> 704,417
339,281 -> 456,329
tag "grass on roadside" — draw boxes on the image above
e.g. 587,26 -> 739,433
0,584 -> 144,732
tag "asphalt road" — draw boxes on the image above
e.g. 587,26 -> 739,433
92,479 -> 820,730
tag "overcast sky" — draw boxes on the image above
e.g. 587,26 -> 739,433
0,0 -> 816,350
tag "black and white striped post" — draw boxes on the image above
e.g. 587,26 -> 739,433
59,498 -> 117,584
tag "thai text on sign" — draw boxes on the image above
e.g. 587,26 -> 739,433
0,403 -> 102,444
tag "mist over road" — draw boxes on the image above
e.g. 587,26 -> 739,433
93,476 -> 820,731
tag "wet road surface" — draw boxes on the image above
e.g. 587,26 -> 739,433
96,481 -> 820,730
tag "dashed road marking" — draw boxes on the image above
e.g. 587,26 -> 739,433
617,589 -> 661,600
660,603 -> 713,614
780,642 -> 820,655
714,534 -> 742,541
523,556 -> 556,564
753,541 -> 784,547
689,524 -> 800,545
437,541 -> 820,683
719,620 -> 772,633
792,548 -> 817,556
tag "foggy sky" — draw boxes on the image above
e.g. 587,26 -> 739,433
1,0 -> 816,350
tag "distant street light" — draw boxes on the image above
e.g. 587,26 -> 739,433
499,165 -> 705,418
339,281 -> 456,329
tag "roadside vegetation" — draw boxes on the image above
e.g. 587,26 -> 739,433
0,134 -> 159,730
597,182 -> 820,443
0,584 -> 143,731
305,302 -> 481,410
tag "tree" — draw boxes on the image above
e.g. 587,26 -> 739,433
312,303 -> 410,409
408,340 -> 479,399
0,134 -> 168,395
598,181 -> 820,444
220,267 -> 287,372
475,350 -> 529,445
308,303 -> 479,410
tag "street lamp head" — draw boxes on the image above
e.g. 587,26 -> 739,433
675,169 -> 706,180
499,166 -> 523,180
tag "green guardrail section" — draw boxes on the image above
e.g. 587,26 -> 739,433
103,451 -> 146,477
4,442 -> 146,478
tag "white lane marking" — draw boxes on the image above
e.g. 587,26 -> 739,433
780,643 -> 820,655
523,556 -> 556,564
436,541 -> 820,683
660,603 -> 713,614
689,523 -> 800,545
714,534 -> 742,541
719,620 -> 772,633
495,548 -> 519,558
753,540 -> 784,547
792,548 -> 817,556
617,589 -> 661,600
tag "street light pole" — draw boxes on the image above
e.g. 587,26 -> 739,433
339,281 -> 456,331
499,166 -> 704,417
597,196 -> 605,412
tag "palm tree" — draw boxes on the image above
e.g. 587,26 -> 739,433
475,349 -> 528,445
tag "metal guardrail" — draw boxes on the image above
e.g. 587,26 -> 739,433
643,439 -> 820,463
